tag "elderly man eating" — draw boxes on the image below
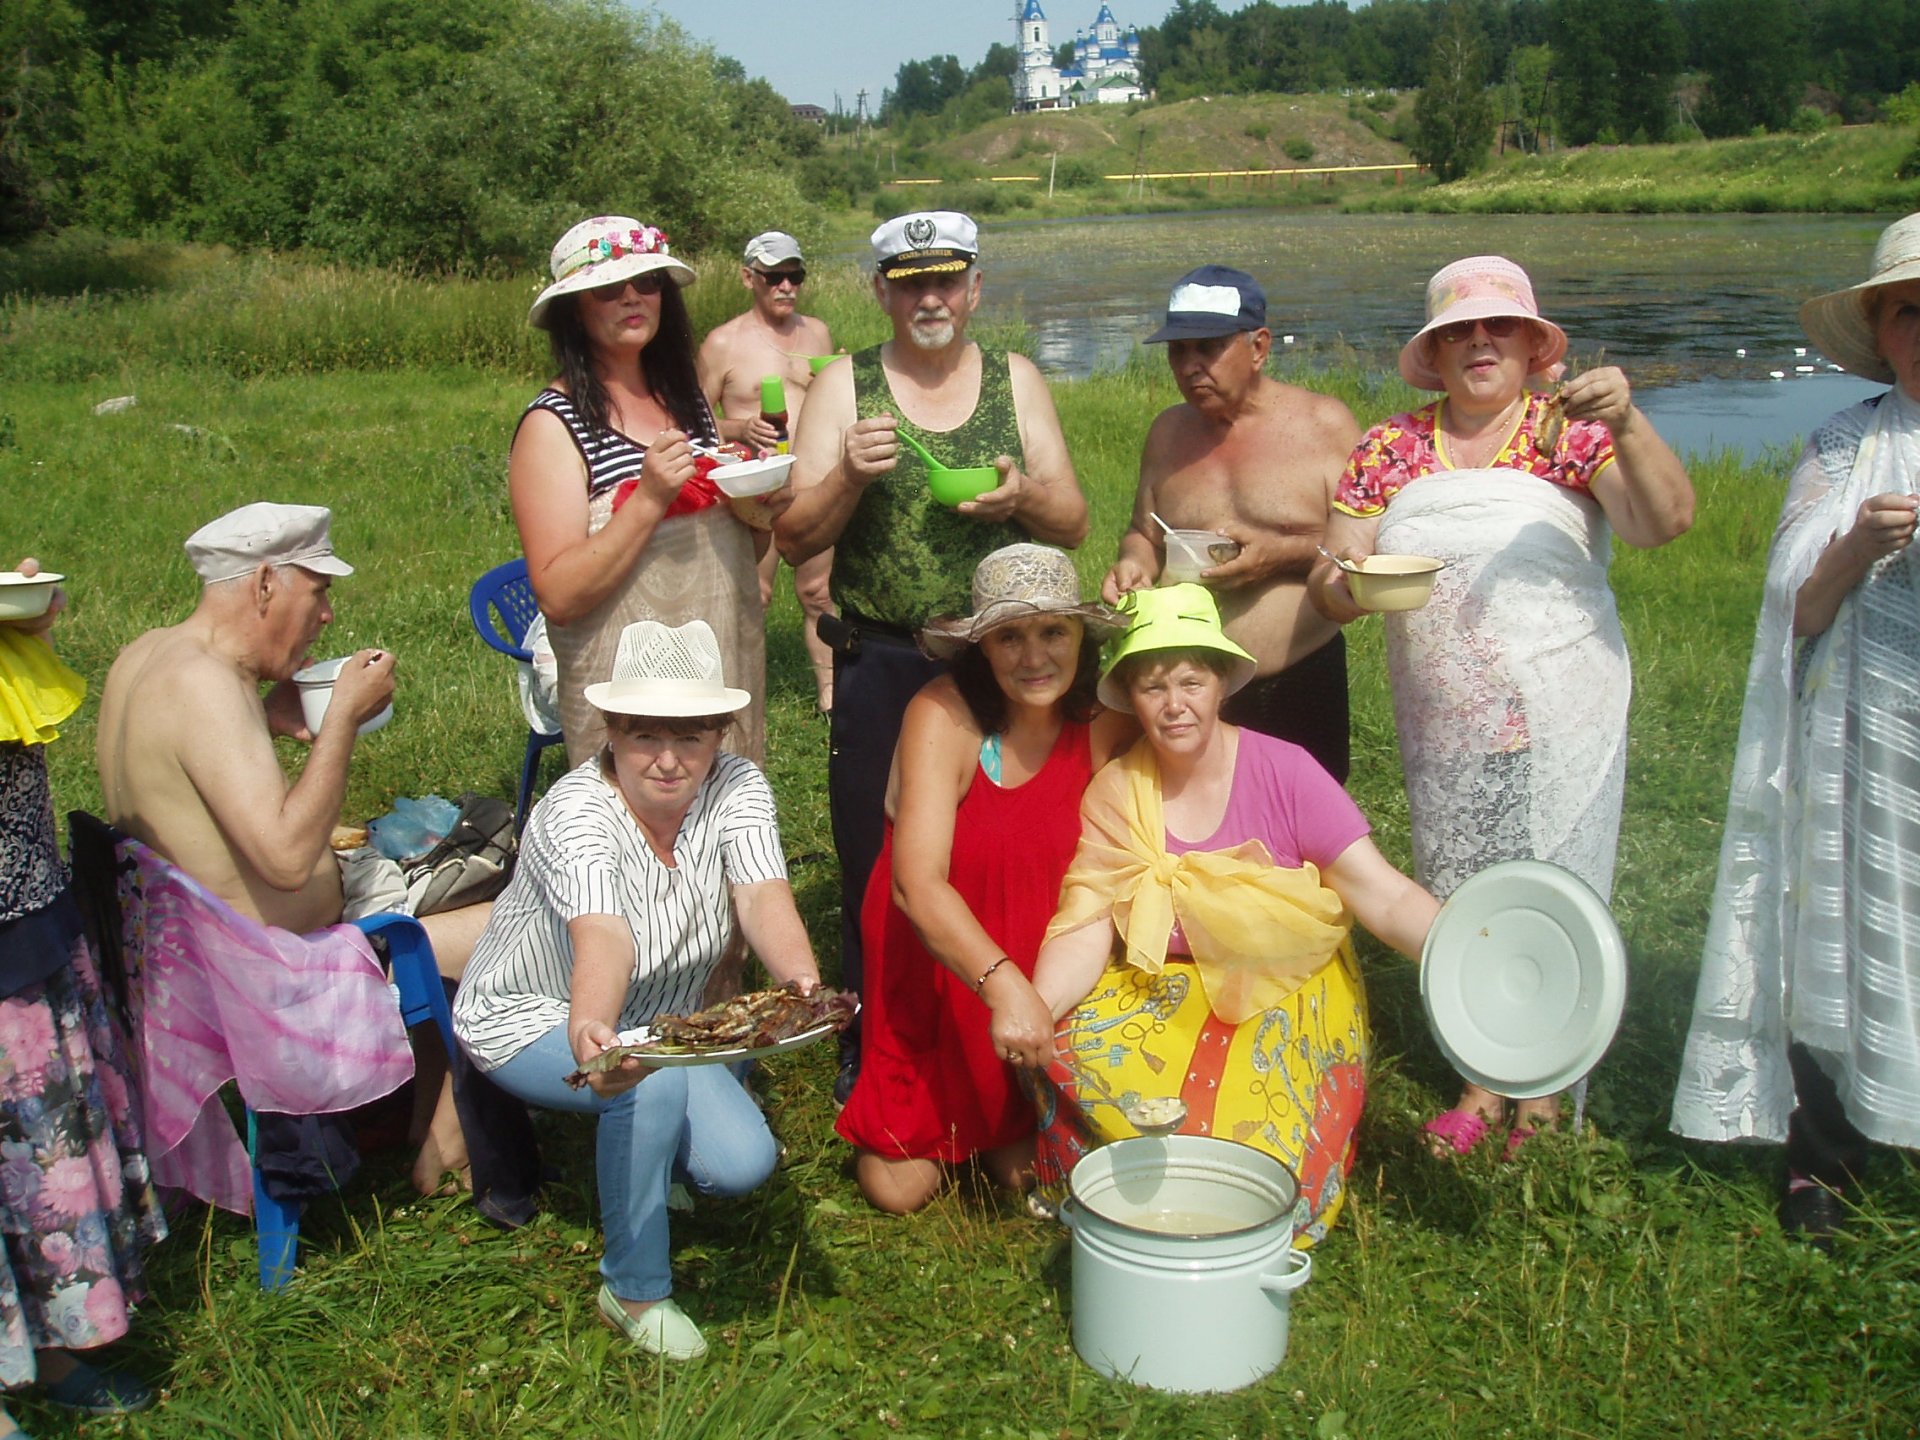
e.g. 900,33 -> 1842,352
1102,265 -> 1362,781
95,502 -> 489,1194
777,210 -> 1089,1099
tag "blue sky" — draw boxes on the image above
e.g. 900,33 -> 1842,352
636,1 -> 1177,113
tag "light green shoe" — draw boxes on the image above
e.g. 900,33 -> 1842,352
596,1285 -> 708,1361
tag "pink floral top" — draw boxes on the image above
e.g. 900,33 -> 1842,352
1333,391 -> 1616,518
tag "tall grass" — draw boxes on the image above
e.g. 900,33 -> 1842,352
2,257 -> 1917,1438
1347,124 -> 1920,216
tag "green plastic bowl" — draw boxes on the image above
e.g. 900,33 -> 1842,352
926,464 -> 999,507
807,354 -> 840,375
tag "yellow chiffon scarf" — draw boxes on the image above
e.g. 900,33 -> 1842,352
1044,740 -> 1350,1024
0,628 -> 85,746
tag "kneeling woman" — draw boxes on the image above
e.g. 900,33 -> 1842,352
836,544 -> 1132,1213
1003,587 -> 1438,1244
454,620 -> 819,1361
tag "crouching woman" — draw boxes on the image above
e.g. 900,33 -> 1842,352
454,620 -> 819,1361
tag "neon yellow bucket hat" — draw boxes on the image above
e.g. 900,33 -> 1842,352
1096,583 -> 1256,711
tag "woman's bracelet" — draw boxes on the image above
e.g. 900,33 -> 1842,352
973,956 -> 1011,995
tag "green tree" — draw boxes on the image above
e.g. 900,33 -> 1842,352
1692,0 -> 1807,134
1549,0 -> 1683,143
0,0 -> 93,237
1413,0 -> 1495,179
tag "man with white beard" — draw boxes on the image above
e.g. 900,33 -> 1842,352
779,210 -> 1088,1100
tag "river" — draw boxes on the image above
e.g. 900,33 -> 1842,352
966,210 -> 1895,459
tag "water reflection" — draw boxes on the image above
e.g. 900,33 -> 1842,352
967,210 -> 1894,457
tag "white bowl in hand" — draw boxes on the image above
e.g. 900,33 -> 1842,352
293,656 -> 394,736
0,572 -> 62,621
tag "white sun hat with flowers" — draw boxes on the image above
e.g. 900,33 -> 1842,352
527,215 -> 696,330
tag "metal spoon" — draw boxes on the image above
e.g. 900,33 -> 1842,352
1316,544 -> 1363,573
1085,1094 -> 1189,1136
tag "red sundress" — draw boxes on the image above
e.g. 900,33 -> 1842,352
835,721 -> 1093,1163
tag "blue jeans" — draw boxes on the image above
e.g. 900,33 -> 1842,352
488,1023 -> 778,1302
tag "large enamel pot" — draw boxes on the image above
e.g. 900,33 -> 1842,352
1061,1135 -> 1311,1393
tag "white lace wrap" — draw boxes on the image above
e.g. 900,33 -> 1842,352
1375,468 -> 1629,902
1673,389 -> 1920,1149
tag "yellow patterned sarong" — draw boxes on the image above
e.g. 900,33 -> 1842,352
1030,742 -> 1369,1246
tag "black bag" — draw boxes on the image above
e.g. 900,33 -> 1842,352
404,792 -> 516,916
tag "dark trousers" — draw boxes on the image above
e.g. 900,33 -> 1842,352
1785,1041 -> 1871,1189
1219,632 -> 1351,784
823,618 -> 946,1029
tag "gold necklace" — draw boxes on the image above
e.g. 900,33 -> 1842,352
1443,394 -> 1524,468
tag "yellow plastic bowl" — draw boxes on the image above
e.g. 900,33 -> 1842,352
927,464 -> 999,508
1348,554 -> 1445,612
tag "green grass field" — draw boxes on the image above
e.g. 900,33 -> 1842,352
1,254 -> 1917,1438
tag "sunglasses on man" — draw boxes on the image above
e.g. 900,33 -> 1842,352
1431,315 -> 1530,346
753,268 -> 807,288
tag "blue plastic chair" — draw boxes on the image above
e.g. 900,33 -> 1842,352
250,913 -> 457,1291
468,557 -> 565,834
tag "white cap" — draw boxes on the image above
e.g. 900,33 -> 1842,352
185,502 -> 355,584
871,211 -> 978,278
743,231 -> 804,267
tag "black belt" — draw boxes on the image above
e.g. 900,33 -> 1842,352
817,611 -> 923,655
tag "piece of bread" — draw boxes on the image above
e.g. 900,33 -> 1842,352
331,825 -> 369,851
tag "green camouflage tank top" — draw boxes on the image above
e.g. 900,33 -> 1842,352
832,344 -> 1026,629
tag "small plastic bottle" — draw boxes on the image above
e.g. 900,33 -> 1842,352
759,376 -> 790,455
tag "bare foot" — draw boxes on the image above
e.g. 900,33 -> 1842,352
411,1127 -> 471,1197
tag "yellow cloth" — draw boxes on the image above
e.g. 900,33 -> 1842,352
1039,946 -> 1369,1245
0,629 -> 85,745
1045,741 -> 1350,1023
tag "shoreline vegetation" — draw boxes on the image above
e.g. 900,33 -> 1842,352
1,254 -> 1916,1437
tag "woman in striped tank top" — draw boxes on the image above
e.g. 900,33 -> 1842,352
511,216 -> 773,768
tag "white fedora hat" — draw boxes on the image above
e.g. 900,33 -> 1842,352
1799,213 -> 1920,384
583,620 -> 750,717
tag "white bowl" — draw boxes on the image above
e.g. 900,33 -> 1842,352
1161,530 -> 1240,585
1347,554 -> 1445,612
292,657 -> 393,737
708,454 -> 794,498
0,572 -> 62,621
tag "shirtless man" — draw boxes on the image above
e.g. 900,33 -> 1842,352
699,231 -> 839,711
96,502 -> 487,1192
1102,265 -> 1362,781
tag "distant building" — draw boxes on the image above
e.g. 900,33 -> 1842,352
1012,0 -> 1143,112
789,103 -> 828,125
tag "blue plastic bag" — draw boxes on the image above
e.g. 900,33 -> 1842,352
368,794 -> 461,863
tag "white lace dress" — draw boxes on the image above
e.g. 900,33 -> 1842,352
1375,467 -> 1630,902
1673,390 -> 1920,1149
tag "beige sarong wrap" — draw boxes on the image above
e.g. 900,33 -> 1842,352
548,499 -> 766,766
1046,741 -> 1350,1023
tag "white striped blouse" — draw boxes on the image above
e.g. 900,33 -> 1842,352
453,752 -> 788,1070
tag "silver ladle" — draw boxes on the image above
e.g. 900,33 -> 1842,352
1086,1094 -> 1189,1136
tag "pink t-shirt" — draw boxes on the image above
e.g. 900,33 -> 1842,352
1164,729 -> 1370,954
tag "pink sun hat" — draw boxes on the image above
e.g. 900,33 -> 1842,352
1398,255 -> 1569,391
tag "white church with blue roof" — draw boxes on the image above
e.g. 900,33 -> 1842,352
1012,1 -> 1144,111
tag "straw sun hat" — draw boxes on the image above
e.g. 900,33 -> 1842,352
1095,584 -> 1256,712
1399,255 -> 1568,391
583,620 -> 749,718
527,216 -> 696,331
918,543 -> 1126,660
1799,212 -> 1920,385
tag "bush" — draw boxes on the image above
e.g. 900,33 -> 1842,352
1243,122 -> 1271,142
1053,156 -> 1104,189
1884,81 -> 1920,127
1283,137 -> 1315,163
1790,106 -> 1828,135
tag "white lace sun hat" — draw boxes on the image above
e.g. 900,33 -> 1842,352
583,620 -> 750,717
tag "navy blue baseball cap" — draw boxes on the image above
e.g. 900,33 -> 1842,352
1145,264 -> 1268,343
